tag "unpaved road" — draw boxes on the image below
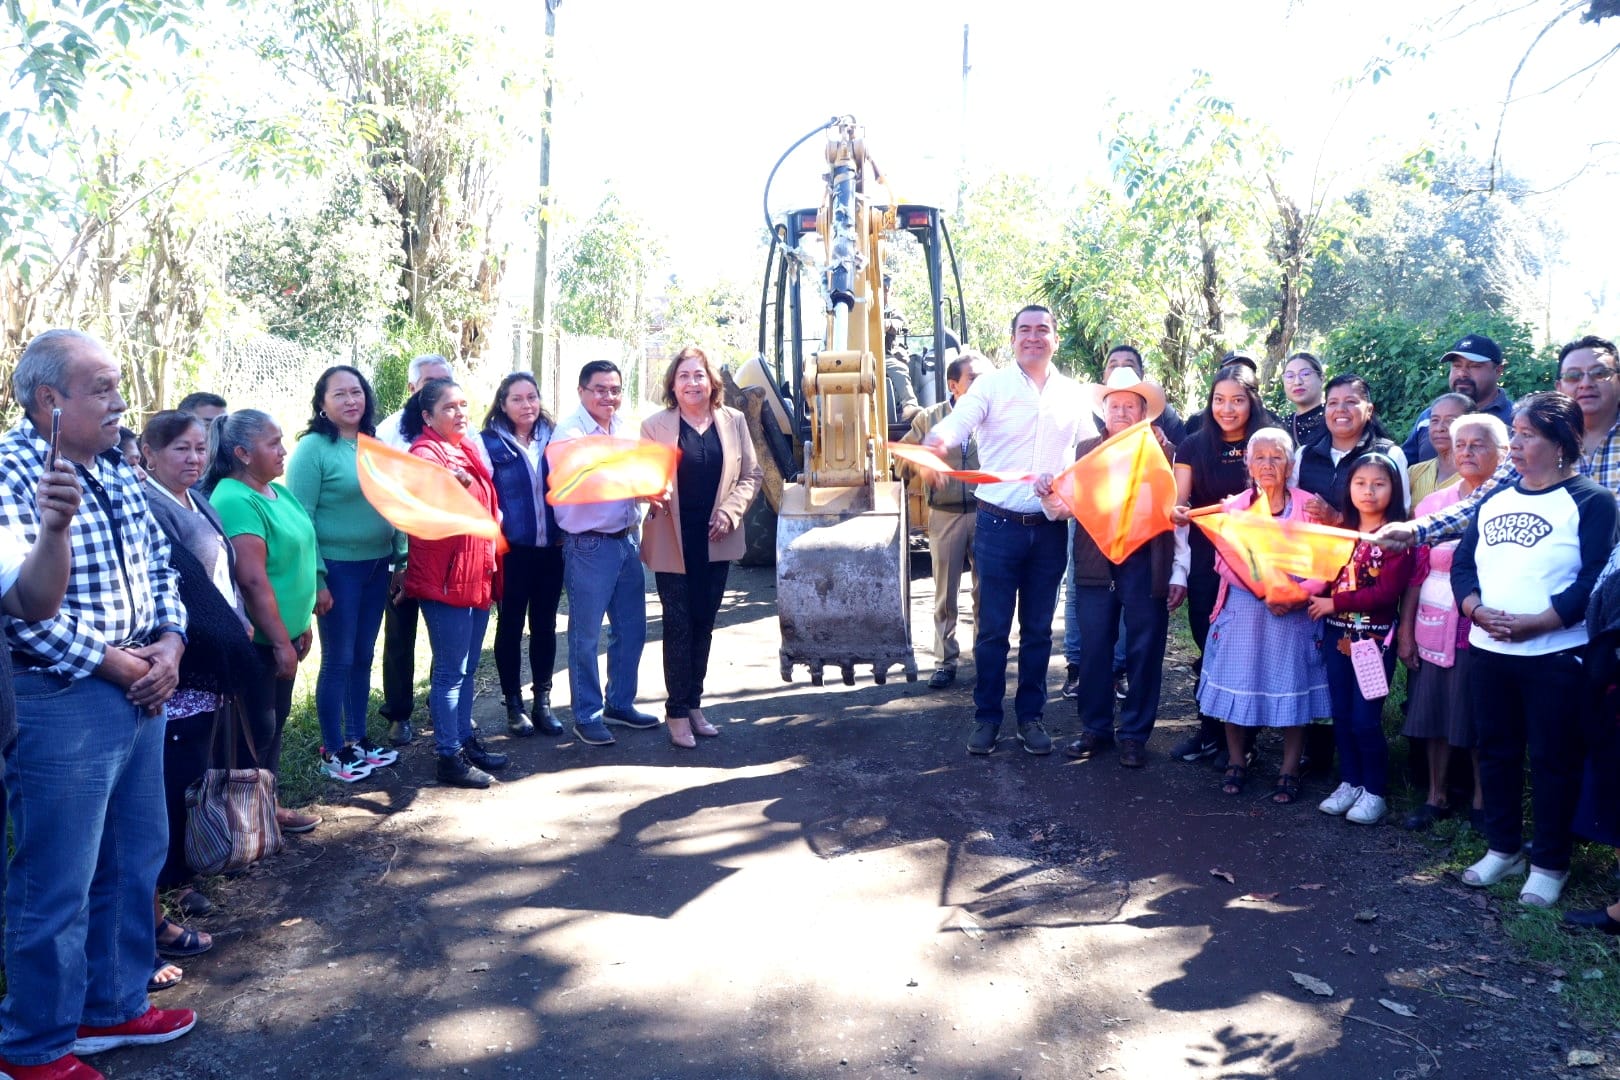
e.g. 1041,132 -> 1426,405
106,564 -> 1618,1079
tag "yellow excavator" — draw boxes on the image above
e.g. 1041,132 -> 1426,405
726,117 -> 971,686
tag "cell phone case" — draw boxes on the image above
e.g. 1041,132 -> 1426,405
1350,636 -> 1390,700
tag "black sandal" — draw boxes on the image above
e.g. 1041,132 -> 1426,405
1221,765 -> 1247,796
1271,773 -> 1302,805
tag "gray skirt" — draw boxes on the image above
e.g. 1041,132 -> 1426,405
1400,649 -> 1476,748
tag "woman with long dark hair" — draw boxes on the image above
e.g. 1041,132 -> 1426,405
1295,372 -> 1410,524
1169,363 -> 1271,765
480,372 -> 565,737
286,365 -> 404,781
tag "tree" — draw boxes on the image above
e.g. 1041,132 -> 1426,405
258,0 -> 533,358
553,191 -> 661,342
1299,158 -> 1553,339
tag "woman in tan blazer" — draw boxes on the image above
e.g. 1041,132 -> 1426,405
642,346 -> 763,746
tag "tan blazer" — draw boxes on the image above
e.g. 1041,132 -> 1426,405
639,405 -> 763,572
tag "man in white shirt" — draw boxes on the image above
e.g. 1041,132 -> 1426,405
923,305 -> 1096,756
552,360 -> 659,746
378,353 -> 453,745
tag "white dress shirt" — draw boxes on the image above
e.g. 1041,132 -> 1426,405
927,362 -> 1097,513
550,407 -> 642,535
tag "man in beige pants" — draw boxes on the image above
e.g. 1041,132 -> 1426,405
900,350 -> 991,689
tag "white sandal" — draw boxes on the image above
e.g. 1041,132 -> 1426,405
1461,850 -> 1527,887
1519,866 -> 1568,908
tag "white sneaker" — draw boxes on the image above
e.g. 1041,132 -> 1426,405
1318,782 -> 1363,816
321,745 -> 374,783
1346,791 -> 1387,825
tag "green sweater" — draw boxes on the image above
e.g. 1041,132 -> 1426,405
285,433 -> 407,588
212,478 -> 319,644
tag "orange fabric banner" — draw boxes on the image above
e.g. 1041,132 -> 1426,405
1049,420 -> 1176,564
886,442 -> 1035,485
1191,503 -> 1361,602
355,434 -> 505,549
545,435 -> 679,506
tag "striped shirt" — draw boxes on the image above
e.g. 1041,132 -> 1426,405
926,362 -> 1096,513
0,417 -> 186,679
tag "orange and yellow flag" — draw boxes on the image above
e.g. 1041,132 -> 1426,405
886,442 -> 1036,485
355,434 -> 505,549
545,436 -> 679,506
1191,502 -> 1361,603
1049,420 -> 1176,564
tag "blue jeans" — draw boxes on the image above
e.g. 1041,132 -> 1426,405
1322,623 -> 1393,797
971,510 -> 1067,726
1,673 -> 167,1065
563,532 -> 647,723
420,600 -> 492,756
315,557 -> 391,750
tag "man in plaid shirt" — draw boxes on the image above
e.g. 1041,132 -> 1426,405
1378,336 -> 1620,552
0,330 -> 195,1078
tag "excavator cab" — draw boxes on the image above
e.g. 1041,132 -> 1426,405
726,121 -> 970,686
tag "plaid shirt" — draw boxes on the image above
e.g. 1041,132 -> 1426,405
0,417 -> 186,680
1412,415 -> 1620,545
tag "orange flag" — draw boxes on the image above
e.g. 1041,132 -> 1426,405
1050,420 -> 1176,564
886,442 -> 1036,485
1191,502 -> 1361,603
355,434 -> 506,550
545,435 -> 679,506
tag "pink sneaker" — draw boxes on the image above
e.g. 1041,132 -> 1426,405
72,1006 -> 195,1055
0,1053 -> 104,1079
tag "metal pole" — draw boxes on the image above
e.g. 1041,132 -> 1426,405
958,23 -> 969,220
530,0 -> 560,382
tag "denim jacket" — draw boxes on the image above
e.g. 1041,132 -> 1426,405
481,424 -> 559,548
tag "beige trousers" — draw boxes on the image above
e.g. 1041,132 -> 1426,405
929,507 -> 978,670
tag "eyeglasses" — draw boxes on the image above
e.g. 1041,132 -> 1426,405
1282,370 -> 1319,382
1558,368 -> 1616,385
585,385 -> 623,398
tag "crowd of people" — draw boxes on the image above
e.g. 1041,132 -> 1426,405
3,312 -> 1620,1077
0,331 -> 759,1079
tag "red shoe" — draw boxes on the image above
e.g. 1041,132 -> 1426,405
72,1007 -> 195,1056
0,1053 -> 104,1079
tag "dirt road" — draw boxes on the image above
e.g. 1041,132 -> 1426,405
107,565 -> 1617,1078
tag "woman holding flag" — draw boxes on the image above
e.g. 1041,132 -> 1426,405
641,347 -> 762,747
401,377 -> 507,789
1189,427 -> 1333,802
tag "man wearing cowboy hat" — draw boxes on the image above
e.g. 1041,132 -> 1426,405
1040,367 -> 1189,768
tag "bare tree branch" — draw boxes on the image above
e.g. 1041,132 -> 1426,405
1488,0 -> 1587,193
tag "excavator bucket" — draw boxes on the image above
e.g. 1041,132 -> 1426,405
776,480 -> 916,686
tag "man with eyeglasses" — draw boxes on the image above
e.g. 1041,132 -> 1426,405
1377,335 -> 1620,553
552,360 -> 659,746
1402,335 -> 1514,465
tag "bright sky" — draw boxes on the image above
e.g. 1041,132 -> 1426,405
510,0 -> 1617,338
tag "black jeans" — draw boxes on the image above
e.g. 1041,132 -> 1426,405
160,709 -> 214,890
1474,647 -> 1585,871
381,593 -> 420,723
655,561 -> 730,716
239,644 -> 294,777
1186,570 -> 1223,744
1074,556 -> 1169,745
493,545 -> 565,700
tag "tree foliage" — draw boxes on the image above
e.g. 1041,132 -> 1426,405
554,192 -> 661,342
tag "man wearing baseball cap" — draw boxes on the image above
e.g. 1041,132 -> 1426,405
1402,334 -> 1514,464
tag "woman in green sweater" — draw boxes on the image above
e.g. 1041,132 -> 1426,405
286,365 -> 407,782
207,409 -> 322,833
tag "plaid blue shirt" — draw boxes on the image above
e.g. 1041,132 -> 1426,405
0,417 -> 185,679
1413,414 -> 1620,545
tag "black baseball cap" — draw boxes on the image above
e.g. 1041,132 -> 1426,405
1441,334 -> 1502,366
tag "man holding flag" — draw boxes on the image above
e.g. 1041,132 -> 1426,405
1041,368 -> 1188,768
922,305 -> 1095,756
552,361 -> 659,746
898,350 -> 992,690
